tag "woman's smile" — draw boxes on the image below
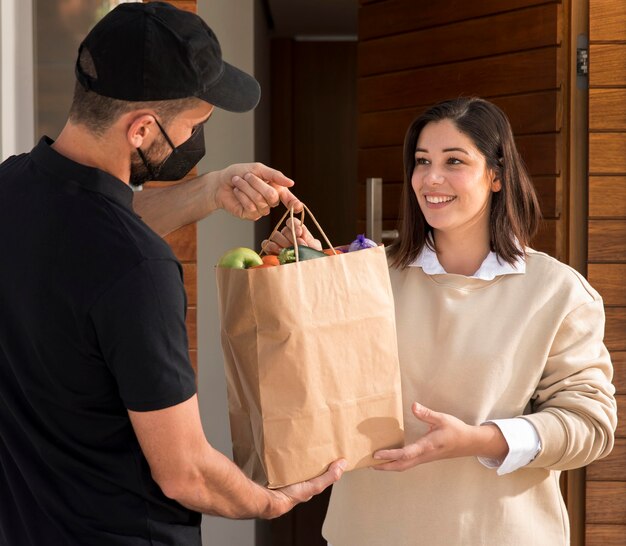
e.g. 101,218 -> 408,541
423,193 -> 457,207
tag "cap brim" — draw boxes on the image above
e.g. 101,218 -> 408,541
199,62 -> 260,113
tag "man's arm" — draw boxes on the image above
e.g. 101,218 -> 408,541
133,163 -> 303,237
128,394 -> 345,519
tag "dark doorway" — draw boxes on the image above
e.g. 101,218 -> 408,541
268,38 -> 357,247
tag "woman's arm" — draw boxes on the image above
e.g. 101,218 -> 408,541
521,299 -> 617,471
372,402 -> 509,472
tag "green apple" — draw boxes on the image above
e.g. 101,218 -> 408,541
217,247 -> 263,269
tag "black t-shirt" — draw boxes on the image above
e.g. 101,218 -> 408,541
0,138 -> 200,545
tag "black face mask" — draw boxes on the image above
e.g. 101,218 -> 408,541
136,119 -> 206,182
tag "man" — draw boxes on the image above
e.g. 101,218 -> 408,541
0,3 -> 344,545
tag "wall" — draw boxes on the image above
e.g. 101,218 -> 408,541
0,2 -> 3,159
0,0 -> 35,161
195,1 -> 265,545
585,0 -> 626,543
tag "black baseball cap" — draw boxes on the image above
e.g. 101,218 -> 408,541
75,1 -> 260,112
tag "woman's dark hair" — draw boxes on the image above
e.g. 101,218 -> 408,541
387,97 -> 542,269
68,47 -> 201,136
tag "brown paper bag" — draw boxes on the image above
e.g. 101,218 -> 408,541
216,209 -> 404,488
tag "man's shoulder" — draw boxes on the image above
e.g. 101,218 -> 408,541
0,152 -> 29,174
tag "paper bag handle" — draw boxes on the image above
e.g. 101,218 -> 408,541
260,203 -> 337,261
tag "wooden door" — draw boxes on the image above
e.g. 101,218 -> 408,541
585,0 -> 626,543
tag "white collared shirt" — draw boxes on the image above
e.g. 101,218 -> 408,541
409,243 -> 541,475
410,243 -> 526,279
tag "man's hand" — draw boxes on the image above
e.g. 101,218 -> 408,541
210,163 -> 302,220
129,394 -> 346,519
265,459 -> 347,518
134,163 -> 302,237
261,217 -> 323,255
372,402 -> 509,472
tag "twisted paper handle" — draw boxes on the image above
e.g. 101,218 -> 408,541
260,203 -> 337,261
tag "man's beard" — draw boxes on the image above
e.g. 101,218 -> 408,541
129,140 -> 169,187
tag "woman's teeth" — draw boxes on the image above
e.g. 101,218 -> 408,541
425,196 -> 456,204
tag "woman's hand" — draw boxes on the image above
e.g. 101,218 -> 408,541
261,217 -> 323,255
373,402 -> 509,472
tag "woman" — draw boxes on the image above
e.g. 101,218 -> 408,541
265,97 -> 617,545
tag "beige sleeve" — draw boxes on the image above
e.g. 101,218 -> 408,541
522,299 -> 617,471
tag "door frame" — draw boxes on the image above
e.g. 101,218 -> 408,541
565,0 -> 590,544
0,0 -> 35,161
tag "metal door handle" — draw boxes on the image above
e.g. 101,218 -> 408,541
366,177 -> 399,243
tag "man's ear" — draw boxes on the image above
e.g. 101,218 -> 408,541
126,113 -> 156,149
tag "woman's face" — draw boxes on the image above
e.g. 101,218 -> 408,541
411,119 -> 501,239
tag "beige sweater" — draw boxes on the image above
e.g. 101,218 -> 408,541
323,249 -> 616,546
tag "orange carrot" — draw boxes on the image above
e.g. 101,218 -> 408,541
262,254 -> 280,266
250,254 -> 280,269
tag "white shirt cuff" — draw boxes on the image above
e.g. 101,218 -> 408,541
477,418 -> 541,475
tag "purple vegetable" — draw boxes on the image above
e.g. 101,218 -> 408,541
348,234 -> 378,252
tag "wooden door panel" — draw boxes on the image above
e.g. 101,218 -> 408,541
358,146 -> 403,183
359,4 -> 560,76
164,223 -> 197,262
493,91 -> 562,135
359,48 -> 559,113
586,524 -> 626,545
359,0 -> 559,40
591,0 -> 626,40
359,91 -> 561,148
590,133 -> 626,174
516,134 -> 561,176
182,263 -> 197,305
589,177 -> 626,217
587,264 -> 626,305
590,89 -> 626,130
605,309 -> 626,352
617,395 -> 626,437
586,481 -> 626,524
612,351 -> 626,394
590,44 -> 626,86
532,176 -> 559,217
534,219 -> 557,256
588,439 -> 626,480
588,220 -> 626,261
